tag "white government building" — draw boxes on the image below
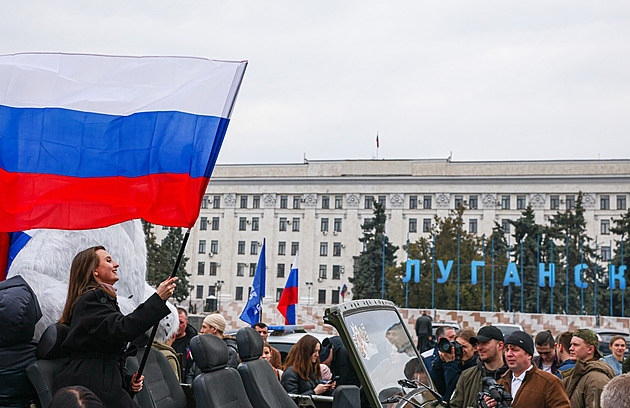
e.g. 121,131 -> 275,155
153,158 -> 630,310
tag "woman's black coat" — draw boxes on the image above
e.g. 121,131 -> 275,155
281,366 -> 320,395
53,288 -> 170,408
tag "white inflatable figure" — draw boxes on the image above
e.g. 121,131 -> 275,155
6,219 -> 178,341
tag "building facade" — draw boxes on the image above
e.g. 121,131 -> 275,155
153,158 -> 630,311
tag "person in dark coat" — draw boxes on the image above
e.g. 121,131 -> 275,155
171,307 -> 197,380
52,246 -> 177,408
0,275 -> 42,408
319,336 -> 360,387
415,312 -> 433,353
281,335 -> 335,396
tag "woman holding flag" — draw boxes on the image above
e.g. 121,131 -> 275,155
54,246 -> 178,408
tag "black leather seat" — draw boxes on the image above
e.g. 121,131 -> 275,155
190,334 -> 253,408
236,327 -> 298,408
129,346 -> 188,408
26,323 -> 70,408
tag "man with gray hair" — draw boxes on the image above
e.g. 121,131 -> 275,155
600,373 -> 630,408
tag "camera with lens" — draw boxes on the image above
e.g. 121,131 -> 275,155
437,337 -> 463,361
477,377 -> 512,408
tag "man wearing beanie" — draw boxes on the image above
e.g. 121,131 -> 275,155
562,329 -> 615,408
451,326 -> 508,408
483,330 -> 570,407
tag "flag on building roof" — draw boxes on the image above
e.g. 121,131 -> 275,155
340,283 -> 348,299
0,52 -> 247,231
240,239 -> 266,325
277,252 -> 298,325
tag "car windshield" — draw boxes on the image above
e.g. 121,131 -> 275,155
344,308 -> 431,401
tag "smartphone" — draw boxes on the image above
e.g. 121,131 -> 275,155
326,376 -> 340,384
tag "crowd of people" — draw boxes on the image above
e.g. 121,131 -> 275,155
416,319 -> 629,408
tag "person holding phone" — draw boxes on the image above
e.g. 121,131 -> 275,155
53,246 -> 178,408
281,335 -> 335,395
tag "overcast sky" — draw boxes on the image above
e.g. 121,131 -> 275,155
3,1 -> 629,164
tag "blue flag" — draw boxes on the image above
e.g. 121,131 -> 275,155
240,239 -> 266,325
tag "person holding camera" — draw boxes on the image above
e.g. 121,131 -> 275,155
430,329 -> 478,402
450,326 -> 508,408
482,331 -> 570,408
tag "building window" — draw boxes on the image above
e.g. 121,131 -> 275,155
212,217 -> 220,230
240,195 -> 248,209
208,286 -> 216,297
196,285 -> 203,299
601,219 -> 610,235
200,217 -> 208,230
550,195 -> 560,210
198,240 -> 206,254
249,263 -> 256,277
201,195 -> 209,209
279,218 -> 287,231
517,195 -> 527,210
278,242 -> 286,256
250,241 -> 259,255
454,195 -> 464,208
291,242 -> 299,256
235,287 -> 243,301
237,263 -> 245,276
253,195 -> 260,209
251,217 -> 259,231
318,290 -> 326,304
293,196 -> 301,209
320,242 -> 328,256
409,195 -> 418,209
209,262 -> 217,276
501,195 -> 510,210
197,261 -> 205,275
213,195 -> 221,209
409,218 -> 417,233
566,195 -> 575,210
162,226 -> 169,230
423,195 -> 432,209
363,218 -> 372,228
378,195 -> 386,208
469,219 -> 478,234
322,195 -> 330,209
332,265 -> 341,280
501,219 -> 511,233
602,246 -> 611,262
292,218 -> 300,232
601,195 -> 610,210
239,217 -> 247,231
275,288 -> 283,302
335,195 -> 343,209
423,218 -> 431,233
364,196 -> 373,209
237,241 -> 246,255
319,265 -> 327,280
280,196 -> 288,209
334,218 -> 342,233
469,195 -> 478,210
321,218 -> 329,232
333,242 -> 342,257
277,264 -> 285,278
210,240 -> 219,254
331,289 -> 340,304
618,195 -> 627,210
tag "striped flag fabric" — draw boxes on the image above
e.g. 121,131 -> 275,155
277,252 -> 298,325
0,53 -> 247,231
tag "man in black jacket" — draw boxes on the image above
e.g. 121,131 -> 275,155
415,312 -> 432,353
171,307 -> 198,380
319,336 -> 360,387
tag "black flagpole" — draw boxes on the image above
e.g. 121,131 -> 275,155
136,227 -> 191,379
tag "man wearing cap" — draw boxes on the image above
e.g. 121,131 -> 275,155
483,330 -> 570,407
450,326 -> 508,408
562,329 -> 615,408
319,336 -> 360,387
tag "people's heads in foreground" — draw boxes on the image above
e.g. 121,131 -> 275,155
253,322 -> 269,340
601,373 -> 630,408
470,326 -> 504,365
176,307 -> 188,338
503,331 -> 535,376
50,386 -> 104,408
570,328 -> 602,362
200,313 -> 227,337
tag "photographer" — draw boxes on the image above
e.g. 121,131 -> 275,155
482,331 -> 570,408
431,329 -> 477,402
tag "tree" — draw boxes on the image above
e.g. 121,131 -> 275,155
143,220 -> 191,302
350,201 -> 398,300
610,209 -> 630,315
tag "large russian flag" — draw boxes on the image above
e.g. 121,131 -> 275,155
0,53 -> 247,231
277,252 -> 299,325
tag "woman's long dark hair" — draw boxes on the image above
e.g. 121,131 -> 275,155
59,246 -> 107,324
283,334 -> 322,381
